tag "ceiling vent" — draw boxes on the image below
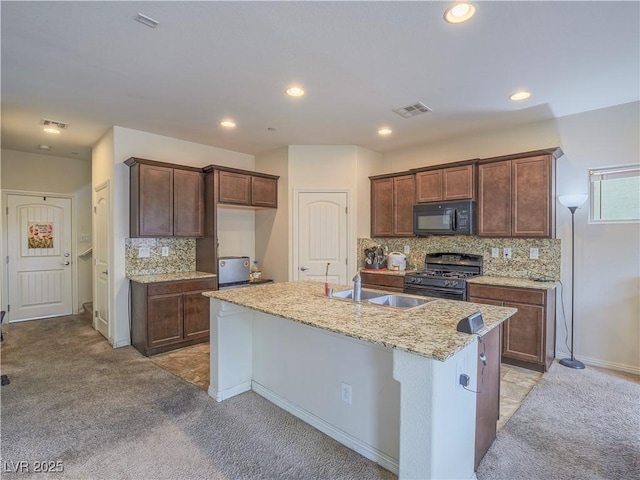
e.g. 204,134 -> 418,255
392,102 -> 432,119
40,118 -> 69,129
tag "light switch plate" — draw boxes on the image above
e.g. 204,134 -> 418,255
492,247 -> 500,258
403,245 -> 410,254
161,246 -> 169,257
138,247 -> 150,258
530,247 -> 539,259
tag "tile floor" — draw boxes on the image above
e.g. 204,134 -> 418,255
150,342 -> 542,431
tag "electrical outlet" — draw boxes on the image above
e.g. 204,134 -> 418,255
456,358 -> 465,388
530,247 -> 539,259
340,382 -> 352,404
138,247 -> 150,258
161,246 -> 169,257
503,247 -> 512,259
491,247 -> 500,258
403,245 -> 410,254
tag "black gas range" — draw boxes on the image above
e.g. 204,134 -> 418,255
403,253 -> 483,301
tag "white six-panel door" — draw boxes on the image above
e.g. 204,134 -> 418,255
295,191 -> 349,285
6,194 -> 73,321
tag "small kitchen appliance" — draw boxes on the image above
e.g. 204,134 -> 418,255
413,200 -> 475,236
218,256 -> 251,289
386,252 -> 407,271
403,252 -> 482,301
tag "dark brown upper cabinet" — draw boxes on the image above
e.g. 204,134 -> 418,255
415,161 -> 477,203
370,172 -> 415,237
477,148 -> 561,238
214,166 -> 279,208
126,157 -> 204,238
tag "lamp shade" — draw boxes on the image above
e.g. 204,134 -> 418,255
559,194 -> 588,208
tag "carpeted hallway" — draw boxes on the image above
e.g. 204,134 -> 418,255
1,314 -> 638,479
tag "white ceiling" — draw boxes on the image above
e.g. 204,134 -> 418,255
2,1 -> 639,162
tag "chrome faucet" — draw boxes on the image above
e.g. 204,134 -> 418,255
352,272 -> 362,302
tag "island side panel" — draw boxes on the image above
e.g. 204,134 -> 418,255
251,311 -> 401,473
208,299 -> 253,401
393,342 -> 478,480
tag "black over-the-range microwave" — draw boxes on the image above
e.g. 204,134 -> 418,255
413,200 -> 476,236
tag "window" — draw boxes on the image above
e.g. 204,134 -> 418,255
589,165 -> 640,223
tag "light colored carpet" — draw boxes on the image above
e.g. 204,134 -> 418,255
477,362 -> 640,479
0,314 -> 393,479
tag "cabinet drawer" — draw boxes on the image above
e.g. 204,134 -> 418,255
147,278 -> 216,296
467,284 -> 544,305
360,272 -> 405,290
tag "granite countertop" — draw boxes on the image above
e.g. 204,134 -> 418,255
203,281 -> 516,362
467,275 -> 559,290
128,271 -> 216,284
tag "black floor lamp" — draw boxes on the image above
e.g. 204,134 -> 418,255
558,194 -> 588,370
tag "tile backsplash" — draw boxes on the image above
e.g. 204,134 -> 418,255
358,236 -> 560,281
125,238 -> 196,276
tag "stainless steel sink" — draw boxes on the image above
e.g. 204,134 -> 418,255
367,294 -> 433,309
330,288 -> 383,300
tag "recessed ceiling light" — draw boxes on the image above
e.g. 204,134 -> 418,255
509,91 -> 531,101
37,144 -> 51,150
220,120 -> 236,128
378,128 -> 393,136
286,86 -> 305,97
43,127 -> 61,134
444,2 -> 476,24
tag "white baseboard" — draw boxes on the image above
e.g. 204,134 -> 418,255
208,381 -> 252,402
251,381 -> 399,475
112,338 -> 131,348
555,351 -> 640,376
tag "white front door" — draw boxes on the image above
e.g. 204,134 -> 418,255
94,183 -> 110,340
6,194 -> 73,321
295,191 -> 349,284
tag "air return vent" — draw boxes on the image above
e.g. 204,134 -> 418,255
40,118 -> 69,129
392,102 -> 432,119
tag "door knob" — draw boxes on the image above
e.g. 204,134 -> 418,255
300,266 -> 309,271
102,271 -> 108,275
61,261 -> 70,266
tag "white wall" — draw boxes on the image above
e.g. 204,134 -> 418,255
255,147 -> 290,282
555,102 -> 639,373
381,102 -> 640,374
1,149 -> 93,313
93,126 -> 256,347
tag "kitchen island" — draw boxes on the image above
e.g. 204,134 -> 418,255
204,281 -> 516,479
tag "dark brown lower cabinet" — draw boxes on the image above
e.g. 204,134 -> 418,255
468,283 -> 556,372
475,325 -> 501,470
131,277 -> 216,356
360,271 -> 405,293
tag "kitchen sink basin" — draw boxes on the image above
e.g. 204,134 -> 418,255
367,294 -> 432,309
330,288 -> 383,300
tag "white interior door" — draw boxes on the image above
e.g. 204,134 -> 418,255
6,194 -> 73,321
94,183 -> 110,340
295,191 -> 348,284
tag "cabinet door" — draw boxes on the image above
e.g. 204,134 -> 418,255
478,161 -> 511,236
174,169 -> 205,237
218,171 -> 251,205
138,164 -> 174,237
415,170 -> 443,203
512,155 -> 551,237
393,175 -> 416,236
147,294 -> 183,348
475,325 -> 501,469
371,178 -> 394,237
252,176 -> 278,208
502,301 -> 545,365
443,165 -> 475,200
183,291 -> 210,340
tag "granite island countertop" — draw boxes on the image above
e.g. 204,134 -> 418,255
128,271 -> 216,284
467,275 -> 558,290
203,281 -> 516,362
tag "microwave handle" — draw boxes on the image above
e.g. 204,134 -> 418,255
451,209 -> 457,230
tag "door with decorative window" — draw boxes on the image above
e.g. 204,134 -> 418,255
6,194 -> 73,321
